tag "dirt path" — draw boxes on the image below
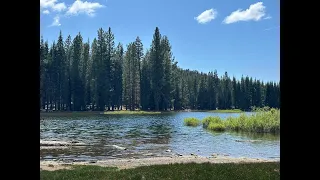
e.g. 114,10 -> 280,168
40,155 -> 280,171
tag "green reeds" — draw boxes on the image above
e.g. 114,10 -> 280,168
184,117 -> 201,126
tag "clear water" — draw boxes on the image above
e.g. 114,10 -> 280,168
40,112 -> 280,162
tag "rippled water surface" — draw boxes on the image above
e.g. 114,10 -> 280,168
40,112 -> 280,161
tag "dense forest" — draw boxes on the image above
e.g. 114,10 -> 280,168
40,27 -> 280,112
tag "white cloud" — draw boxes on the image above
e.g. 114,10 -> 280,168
264,26 -> 279,31
195,9 -> 218,24
41,0 -> 104,27
66,0 -> 105,17
50,15 -> 61,27
264,15 -> 272,19
43,10 -> 50,14
52,2 -> 67,12
223,2 -> 267,24
40,0 -> 66,13
40,0 -> 57,9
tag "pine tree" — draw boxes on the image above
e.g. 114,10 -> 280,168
90,38 -> 98,110
106,27 -> 115,110
40,37 -> 47,110
113,43 -> 124,110
55,31 -> 66,110
150,27 -> 164,111
122,42 -> 139,110
64,35 -> 73,111
232,77 -> 237,108
134,37 -> 143,109
71,33 -> 83,111
161,36 -> 172,111
81,41 -> 90,110
140,50 -> 151,110
96,28 -> 108,111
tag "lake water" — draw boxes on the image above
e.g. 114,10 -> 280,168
40,112 -> 280,162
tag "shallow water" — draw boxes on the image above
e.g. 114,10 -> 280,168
40,112 -> 280,161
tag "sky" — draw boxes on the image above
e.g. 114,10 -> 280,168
40,0 -> 280,82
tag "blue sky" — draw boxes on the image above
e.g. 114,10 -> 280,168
40,0 -> 280,82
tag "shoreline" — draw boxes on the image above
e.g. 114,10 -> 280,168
40,109 -> 247,117
40,155 -> 280,171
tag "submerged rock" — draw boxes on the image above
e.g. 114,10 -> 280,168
166,149 -> 171,152
211,153 -> 218,158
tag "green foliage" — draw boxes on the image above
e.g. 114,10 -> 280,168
202,116 -> 225,131
208,123 -> 226,131
184,117 -> 201,126
202,109 -> 280,133
40,162 -> 280,180
40,28 -> 280,112
202,116 -> 223,127
209,109 -> 243,113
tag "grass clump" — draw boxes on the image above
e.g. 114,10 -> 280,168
208,122 -> 226,131
209,109 -> 243,113
202,116 -> 225,131
40,162 -> 280,180
184,117 -> 201,126
225,108 -> 280,133
202,108 -> 280,133
208,123 -> 226,131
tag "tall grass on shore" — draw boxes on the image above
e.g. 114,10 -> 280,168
184,117 -> 201,126
202,108 -> 280,133
40,162 -> 280,180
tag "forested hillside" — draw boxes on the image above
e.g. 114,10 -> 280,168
40,27 -> 280,112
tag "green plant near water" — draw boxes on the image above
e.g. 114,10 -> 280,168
184,117 -> 201,126
208,123 -> 226,131
202,116 -> 226,131
202,108 -> 280,133
209,109 -> 243,113
40,162 -> 280,180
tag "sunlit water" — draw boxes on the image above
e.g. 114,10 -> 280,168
40,112 -> 280,162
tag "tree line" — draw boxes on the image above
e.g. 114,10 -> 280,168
40,27 -> 280,112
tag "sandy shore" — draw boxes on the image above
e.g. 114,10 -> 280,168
40,155 -> 280,171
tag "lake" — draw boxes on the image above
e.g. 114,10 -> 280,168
40,112 -> 280,162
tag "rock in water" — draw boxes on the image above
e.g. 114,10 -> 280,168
166,149 -> 171,152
